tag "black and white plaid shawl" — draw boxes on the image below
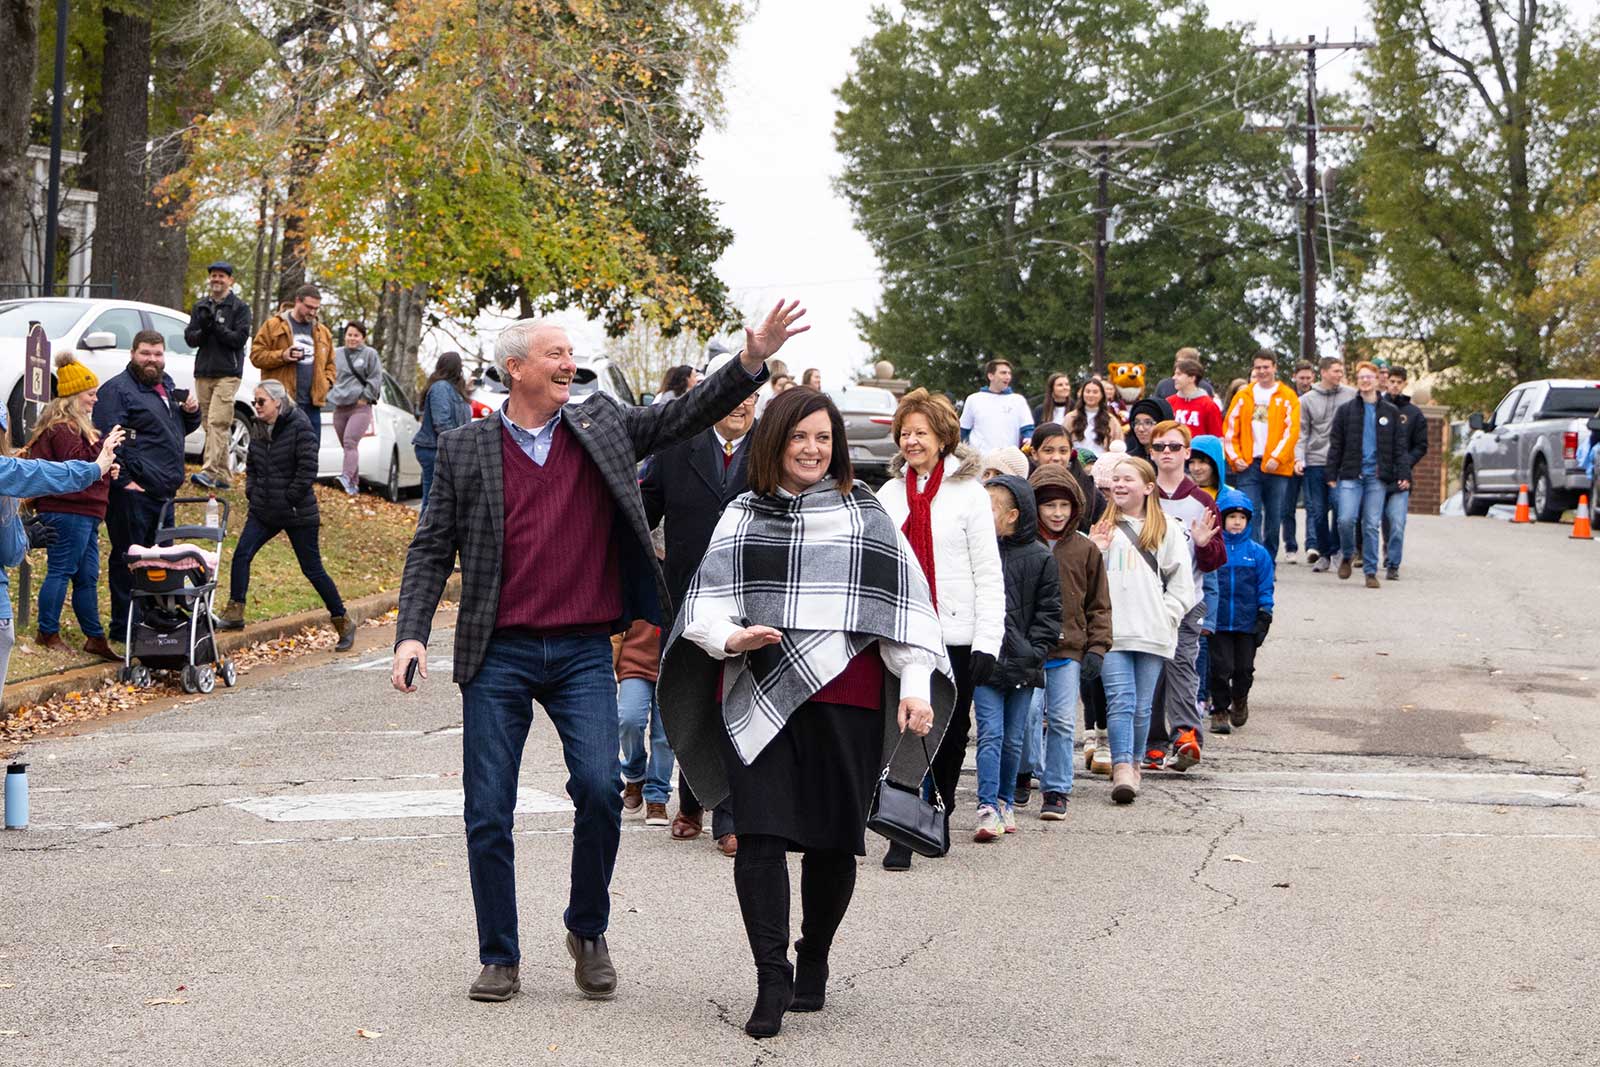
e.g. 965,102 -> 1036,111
658,480 -> 955,809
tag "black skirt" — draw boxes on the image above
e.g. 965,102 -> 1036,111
717,700 -> 884,855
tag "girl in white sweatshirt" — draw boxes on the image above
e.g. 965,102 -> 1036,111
1089,457 -> 1195,804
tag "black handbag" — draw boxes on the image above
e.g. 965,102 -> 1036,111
866,732 -> 948,857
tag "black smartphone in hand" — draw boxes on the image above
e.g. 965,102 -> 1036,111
405,659 -> 419,688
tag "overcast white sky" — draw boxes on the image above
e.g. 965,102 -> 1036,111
555,0 -> 1597,384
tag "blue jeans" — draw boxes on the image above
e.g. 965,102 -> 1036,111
416,445 -> 438,513
1303,465 -> 1333,556
1102,650 -> 1166,766
35,512 -> 104,638
1232,460 -> 1292,557
1039,660 -> 1082,795
300,401 -> 322,439
461,632 -> 622,964
1337,476 -> 1387,576
1022,688 -> 1044,779
617,677 -> 673,805
972,685 -> 1035,810
1384,489 -> 1410,568
1280,473 -> 1303,551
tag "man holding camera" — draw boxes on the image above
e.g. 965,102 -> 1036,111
184,262 -> 253,490
92,331 -> 202,641
251,283 -> 335,437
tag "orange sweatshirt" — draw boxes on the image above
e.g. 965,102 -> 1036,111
1223,382 -> 1300,476
613,619 -> 661,684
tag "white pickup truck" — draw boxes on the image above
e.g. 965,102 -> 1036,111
1462,378 -> 1600,520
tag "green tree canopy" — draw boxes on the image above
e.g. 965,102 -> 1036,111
834,0 -> 1302,399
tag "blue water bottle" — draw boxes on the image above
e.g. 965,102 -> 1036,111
4,763 -> 27,830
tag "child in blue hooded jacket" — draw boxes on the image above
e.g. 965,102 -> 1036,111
1208,488 -> 1273,732
1189,435 -> 1226,727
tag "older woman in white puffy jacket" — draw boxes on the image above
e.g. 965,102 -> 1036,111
875,388 -> 1004,870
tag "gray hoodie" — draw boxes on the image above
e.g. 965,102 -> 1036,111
1295,383 -> 1357,467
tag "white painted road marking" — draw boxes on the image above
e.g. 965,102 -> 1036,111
228,787 -> 572,822
344,654 -> 454,674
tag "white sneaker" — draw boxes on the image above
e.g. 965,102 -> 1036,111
1091,740 -> 1112,777
1283,549 -> 1299,565
973,806 -> 1002,842
1001,803 -> 1018,834
1306,548 -> 1320,565
1083,731 -> 1098,769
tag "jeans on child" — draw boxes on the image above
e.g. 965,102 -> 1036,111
1101,650 -> 1167,766
972,684 -> 1035,810
1038,660 -> 1081,795
617,677 -> 673,805
1022,687 -> 1044,780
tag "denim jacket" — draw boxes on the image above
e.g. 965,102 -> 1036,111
0,454 -> 104,620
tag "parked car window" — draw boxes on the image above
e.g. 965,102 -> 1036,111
1490,390 -> 1521,428
382,372 -> 413,415
147,312 -> 195,356
1539,387 -> 1600,418
832,386 -> 897,413
80,308 -> 143,350
570,367 -> 600,398
1510,389 -> 1537,425
608,365 -> 636,406
0,300 -> 89,338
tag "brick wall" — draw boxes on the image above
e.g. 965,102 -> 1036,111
1411,405 -> 1450,514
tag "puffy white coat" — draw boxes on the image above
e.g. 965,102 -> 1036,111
876,446 -> 1005,656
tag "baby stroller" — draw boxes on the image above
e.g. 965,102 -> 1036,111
119,497 -> 239,694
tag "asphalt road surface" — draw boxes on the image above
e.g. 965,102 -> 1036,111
3,514 -> 1597,1066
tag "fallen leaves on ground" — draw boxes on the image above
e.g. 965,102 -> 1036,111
1,620 -> 394,756
356,1029 -> 383,1039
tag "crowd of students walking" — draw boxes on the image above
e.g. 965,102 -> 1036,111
611,343 -> 1431,860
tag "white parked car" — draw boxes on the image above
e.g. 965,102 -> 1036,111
0,296 -> 259,459
316,370 -> 424,501
0,296 -> 422,500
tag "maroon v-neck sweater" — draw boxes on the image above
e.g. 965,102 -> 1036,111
495,421 -> 622,634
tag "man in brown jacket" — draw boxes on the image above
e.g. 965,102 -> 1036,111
251,283 -> 335,436
1027,464 -> 1111,819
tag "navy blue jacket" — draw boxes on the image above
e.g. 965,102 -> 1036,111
1213,488 -> 1275,633
92,366 -> 202,497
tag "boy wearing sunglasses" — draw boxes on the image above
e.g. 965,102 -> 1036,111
1144,422 -> 1225,771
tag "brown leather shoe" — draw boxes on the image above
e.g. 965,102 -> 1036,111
566,932 -> 617,1000
468,963 -> 520,1002
1337,557 -> 1353,580
1365,574 -> 1380,589
717,833 -> 739,857
670,810 -> 703,840
644,802 -> 668,826
36,632 -> 66,651
82,635 -> 120,662
621,781 -> 643,815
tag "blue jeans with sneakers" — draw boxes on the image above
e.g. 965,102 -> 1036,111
617,677 -> 674,805
1038,660 -> 1081,795
973,685 -> 1035,811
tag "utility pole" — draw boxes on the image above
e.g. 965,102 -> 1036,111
1046,137 -> 1159,375
1252,36 -> 1373,362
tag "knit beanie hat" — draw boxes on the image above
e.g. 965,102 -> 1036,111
981,446 -> 1029,481
54,351 -> 99,398
1090,438 -> 1128,488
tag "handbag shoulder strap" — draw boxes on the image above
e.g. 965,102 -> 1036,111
1116,519 -> 1168,592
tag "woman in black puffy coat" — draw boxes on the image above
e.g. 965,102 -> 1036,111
217,379 -> 354,649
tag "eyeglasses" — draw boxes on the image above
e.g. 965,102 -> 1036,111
1148,442 -> 1187,453
252,398 -> 270,408
1132,418 -> 1156,429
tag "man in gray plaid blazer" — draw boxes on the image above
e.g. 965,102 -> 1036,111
392,302 -> 808,1004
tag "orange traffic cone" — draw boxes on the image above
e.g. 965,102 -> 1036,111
1572,494 -> 1593,540
1513,484 -> 1532,523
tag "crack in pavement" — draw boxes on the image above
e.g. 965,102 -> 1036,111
33,772 -> 451,796
1190,813 -> 1246,916
9,796 -> 251,853
838,933 -> 937,990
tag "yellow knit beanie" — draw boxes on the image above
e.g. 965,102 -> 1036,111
54,351 -> 99,397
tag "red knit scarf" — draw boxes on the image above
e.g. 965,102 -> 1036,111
901,460 -> 945,608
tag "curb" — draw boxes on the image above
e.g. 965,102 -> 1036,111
2,575 -> 461,711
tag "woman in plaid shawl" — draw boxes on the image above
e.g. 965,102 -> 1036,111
658,387 -> 955,1039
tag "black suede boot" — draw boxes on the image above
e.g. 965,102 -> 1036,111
882,841 -> 912,871
791,850 -> 856,1013
734,834 -> 794,1038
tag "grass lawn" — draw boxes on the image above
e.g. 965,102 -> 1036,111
6,476 -> 418,684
